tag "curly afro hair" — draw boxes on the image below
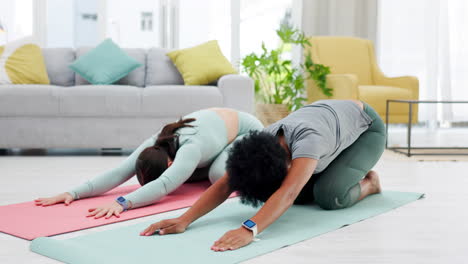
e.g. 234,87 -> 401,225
226,131 -> 288,207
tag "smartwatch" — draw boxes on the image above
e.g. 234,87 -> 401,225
116,196 -> 130,211
242,219 -> 258,237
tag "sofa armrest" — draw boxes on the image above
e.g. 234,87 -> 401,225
307,73 -> 359,102
376,75 -> 419,99
372,60 -> 419,99
326,74 -> 360,99
217,74 -> 255,113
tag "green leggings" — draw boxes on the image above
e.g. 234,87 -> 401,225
295,103 -> 386,210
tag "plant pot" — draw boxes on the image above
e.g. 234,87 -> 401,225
255,103 -> 290,126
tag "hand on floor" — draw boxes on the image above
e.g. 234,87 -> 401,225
211,227 -> 253,252
140,217 -> 189,236
87,201 -> 123,219
34,192 -> 74,206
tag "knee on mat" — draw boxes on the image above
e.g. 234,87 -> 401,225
208,166 -> 224,184
313,188 -> 351,210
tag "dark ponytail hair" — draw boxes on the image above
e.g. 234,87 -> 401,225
135,118 -> 196,186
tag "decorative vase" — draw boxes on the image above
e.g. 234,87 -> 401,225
255,103 -> 290,126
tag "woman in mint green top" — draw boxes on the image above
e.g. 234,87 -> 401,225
34,108 -> 264,218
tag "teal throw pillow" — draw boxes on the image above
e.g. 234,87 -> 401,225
69,39 -> 142,85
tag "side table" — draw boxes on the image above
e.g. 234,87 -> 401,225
386,100 -> 468,157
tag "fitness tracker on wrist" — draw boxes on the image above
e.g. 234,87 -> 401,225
242,219 -> 258,237
116,196 -> 130,211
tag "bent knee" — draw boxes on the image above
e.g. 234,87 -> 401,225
314,195 -> 348,210
208,165 -> 225,184
313,185 -> 360,210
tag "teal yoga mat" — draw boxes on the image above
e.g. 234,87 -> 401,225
31,191 -> 423,264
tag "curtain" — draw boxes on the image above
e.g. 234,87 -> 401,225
378,0 -> 468,122
301,0 -> 378,44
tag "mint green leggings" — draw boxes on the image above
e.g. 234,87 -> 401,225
295,103 -> 386,209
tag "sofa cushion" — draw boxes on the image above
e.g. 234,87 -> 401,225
70,40 -> 142,85
0,37 -> 50,85
167,40 -> 236,85
0,85 -> 60,117
141,85 -> 223,117
359,85 -> 413,114
145,48 -> 184,85
74,47 -> 146,87
42,48 -> 75,86
59,85 -> 141,117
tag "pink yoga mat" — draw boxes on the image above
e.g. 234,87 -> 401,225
0,181 -> 233,240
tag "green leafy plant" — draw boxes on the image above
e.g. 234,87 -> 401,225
241,24 -> 332,111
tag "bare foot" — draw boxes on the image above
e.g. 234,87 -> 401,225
365,170 -> 382,194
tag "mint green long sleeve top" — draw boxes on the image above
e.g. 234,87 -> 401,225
68,109 -> 263,208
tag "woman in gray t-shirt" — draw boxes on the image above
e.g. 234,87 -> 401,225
140,100 -> 386,252
261,100 -> 384,206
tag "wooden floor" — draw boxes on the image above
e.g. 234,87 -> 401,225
0,151 -> 467,263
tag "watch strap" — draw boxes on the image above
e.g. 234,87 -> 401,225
251,225 -> 258,237
116,196 -> 129,211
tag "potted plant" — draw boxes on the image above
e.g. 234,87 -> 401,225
241,24 -> 332,125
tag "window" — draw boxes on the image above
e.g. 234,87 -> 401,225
46,0 -> 99,48
177,0 -> 231,60
31,0 -> 300,64
240,0 -> 293,59
106,0 -> 162,48
0,0 -> 33,45
141,12 -> 153,31
378,0 -> 468,121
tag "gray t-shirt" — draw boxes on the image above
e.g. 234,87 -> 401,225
264,100 -> 373,174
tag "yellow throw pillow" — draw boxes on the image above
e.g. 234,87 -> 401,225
0,37 -> 50,84
167,40 -> 236,85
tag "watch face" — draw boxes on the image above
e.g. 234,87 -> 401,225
243,220 -> 256,228
117,197 -> 126,203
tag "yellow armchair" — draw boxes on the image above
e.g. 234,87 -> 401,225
305,36 -> 419,123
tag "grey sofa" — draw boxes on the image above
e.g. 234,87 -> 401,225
0,48 -> 254,149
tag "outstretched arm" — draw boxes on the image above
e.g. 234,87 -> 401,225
212,157 -> 318,251
141,173 -> 232,236
87,143 -> 202,219
35,134 -> 158,207
69,135 -> 158,199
